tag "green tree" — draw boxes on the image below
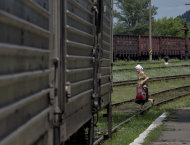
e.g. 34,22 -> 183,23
179,10 -> 190,23
153,17 -> 189,37
114,0 -> 157,35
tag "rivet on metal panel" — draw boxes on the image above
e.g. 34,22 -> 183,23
65,82 -> 71,98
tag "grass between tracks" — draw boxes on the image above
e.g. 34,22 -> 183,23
113,60 -> 190,70
103,95 -> 190,145
113,66 -> 190,81
113,59 -> 180,66
113,59 -> 190,82
96,78 -> 190,140
112,77 -> 190,103
99,60 -> 190,144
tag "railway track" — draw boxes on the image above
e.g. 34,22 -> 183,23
113,64 -> 190,72
94,85 -> 190,145
113,74 -> 190,87
114,60 -> 180,66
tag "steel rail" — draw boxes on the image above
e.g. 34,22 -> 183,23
112,99 -> 134,106
113,74 -> 190,87
113,64 -> 190,72
94,86 -> 190,145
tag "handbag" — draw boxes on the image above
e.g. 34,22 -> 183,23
135,85 -> 146,104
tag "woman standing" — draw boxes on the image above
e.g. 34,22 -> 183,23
135,64 -> 154,110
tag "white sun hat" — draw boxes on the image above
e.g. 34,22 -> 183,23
135,64 -> 143,71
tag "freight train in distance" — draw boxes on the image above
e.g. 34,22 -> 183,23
113,35 -> 190,60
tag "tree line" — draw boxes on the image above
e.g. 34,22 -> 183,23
114,0 -> 190,37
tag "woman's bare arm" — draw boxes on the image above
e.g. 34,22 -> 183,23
140,77 -> 149,85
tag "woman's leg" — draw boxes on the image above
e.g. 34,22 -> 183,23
145,87 -> 154,105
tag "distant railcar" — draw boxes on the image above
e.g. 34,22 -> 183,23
113,35 -> 190,60
0,0 -> 113,145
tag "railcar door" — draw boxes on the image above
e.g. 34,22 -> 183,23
59,0 -> 96,143
53,0 -> 113,144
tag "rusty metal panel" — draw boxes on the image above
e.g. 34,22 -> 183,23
114,35 -> 138,59
114,35 -> 189,59
152,36 -> 160,55
0,0 -> 53,145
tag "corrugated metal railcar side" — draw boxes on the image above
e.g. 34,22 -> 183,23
100,0 -> 112,109
0,0 -> 53,145
59,0 -> 113,143
60,0 -> 95,142
160,37 -> 184,57
100,0 -> 113,137
139,36 -> 149,56
0,0 -> 113,144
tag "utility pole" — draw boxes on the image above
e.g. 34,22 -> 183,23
184,23 -> 189,60
149,0 -> 152,61
184,3 -> 190,60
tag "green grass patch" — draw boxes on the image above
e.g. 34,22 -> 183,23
113,66 -> 190,81
142,124 -> 164,145
112,78 -> 190,103
113,59 -> 181,66
103,109 -> 162,145
113,60 -> 190,70
103,95 -> 190,145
